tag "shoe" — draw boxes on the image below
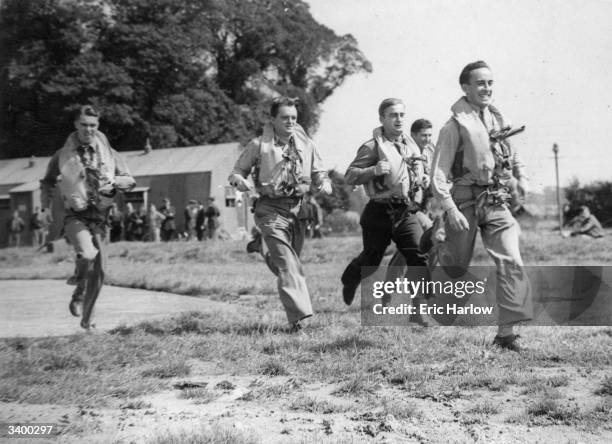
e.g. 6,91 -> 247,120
493,334 -> 522,352
69,300 -> 82,317
419,226 -> 435,254
80,320 -> 96,330
288,321 -> 302,334
246,232 -> 262,254
342,282 -> 359,306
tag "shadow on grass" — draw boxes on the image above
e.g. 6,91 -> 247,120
309,334 -> 376,354
148,423 -> 260,444
109,311 -> 293,337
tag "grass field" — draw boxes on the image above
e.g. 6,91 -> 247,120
1,218 -> 611,443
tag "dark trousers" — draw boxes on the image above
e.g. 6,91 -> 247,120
161,228 -> 175,242
342,201 -> 428,288
109,225 -> 122,243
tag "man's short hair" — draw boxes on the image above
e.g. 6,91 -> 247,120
459,60 -> 490,85
75,105 -> 100,120
378,98 -> 404,117
410,119 -> 432,134
270,96 -> 299,117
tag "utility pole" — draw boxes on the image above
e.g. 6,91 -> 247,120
553,143 -> 562,231
244,191 -> 249,232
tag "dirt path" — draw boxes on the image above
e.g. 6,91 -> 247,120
0,279 -> 226,338
2,367 -> 611,443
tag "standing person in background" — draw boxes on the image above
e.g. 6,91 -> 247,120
30,207 -> 46,247
430,61 -> 531,351
195,201 -> 206,241
40,105 -> 135,329
146,203 -> 166,242
159,198 -> 176,241
107,202 -> 123,242
8,210 -> 25,247
184,199 -> 198,240
124,202 -> 134,241
129,205 -> 147,241
204,197 -> 220,240
228,96 -> 332,332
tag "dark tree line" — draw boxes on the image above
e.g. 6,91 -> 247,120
0,0 -> 371,158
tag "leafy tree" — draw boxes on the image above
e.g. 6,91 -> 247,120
0,0 -> 371,157
316,169 -> 352,214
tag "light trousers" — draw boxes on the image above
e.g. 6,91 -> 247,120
437,185 -> 533,325
254,197 -> 312,324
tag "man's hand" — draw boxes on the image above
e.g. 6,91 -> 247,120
229,174 -> 253,192
374,160 -> 391,176
320,180 -> 333,195
98,181 -> 116,197
446,207 -> 470,231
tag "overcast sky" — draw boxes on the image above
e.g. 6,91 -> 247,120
306,0 -> 612,191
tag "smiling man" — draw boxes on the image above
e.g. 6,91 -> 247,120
41,105 -> 135,329
340,98 -> 430,325
430,61 -> 532,351
228,96 -> 332,332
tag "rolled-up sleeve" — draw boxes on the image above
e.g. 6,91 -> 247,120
345,143 -> 378,186
431,120 -> 460,212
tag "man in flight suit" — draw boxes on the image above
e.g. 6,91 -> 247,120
341,99 -> 430,325
228,97 -> 332,332
41,105 -> 135,329
430,61 -> 532,351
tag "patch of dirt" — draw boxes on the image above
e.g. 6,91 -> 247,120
2,367 -> 611,443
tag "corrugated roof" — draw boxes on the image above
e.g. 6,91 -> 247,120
0,142 -> 241,186
10,181 -> 42,193
0,158 -> 48,187
121,143 -> 239,176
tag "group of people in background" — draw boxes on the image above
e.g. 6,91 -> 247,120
104,196 -> 221,243
7,207 -> 52,248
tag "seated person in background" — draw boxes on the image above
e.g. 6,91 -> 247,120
562,206 -> 604,238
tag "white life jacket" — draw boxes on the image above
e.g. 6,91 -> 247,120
56,131 -> 116,212
363,127 -> 425,203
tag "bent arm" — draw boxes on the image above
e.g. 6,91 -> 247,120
344,143 -> 378,186
229,140 -> 258,179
